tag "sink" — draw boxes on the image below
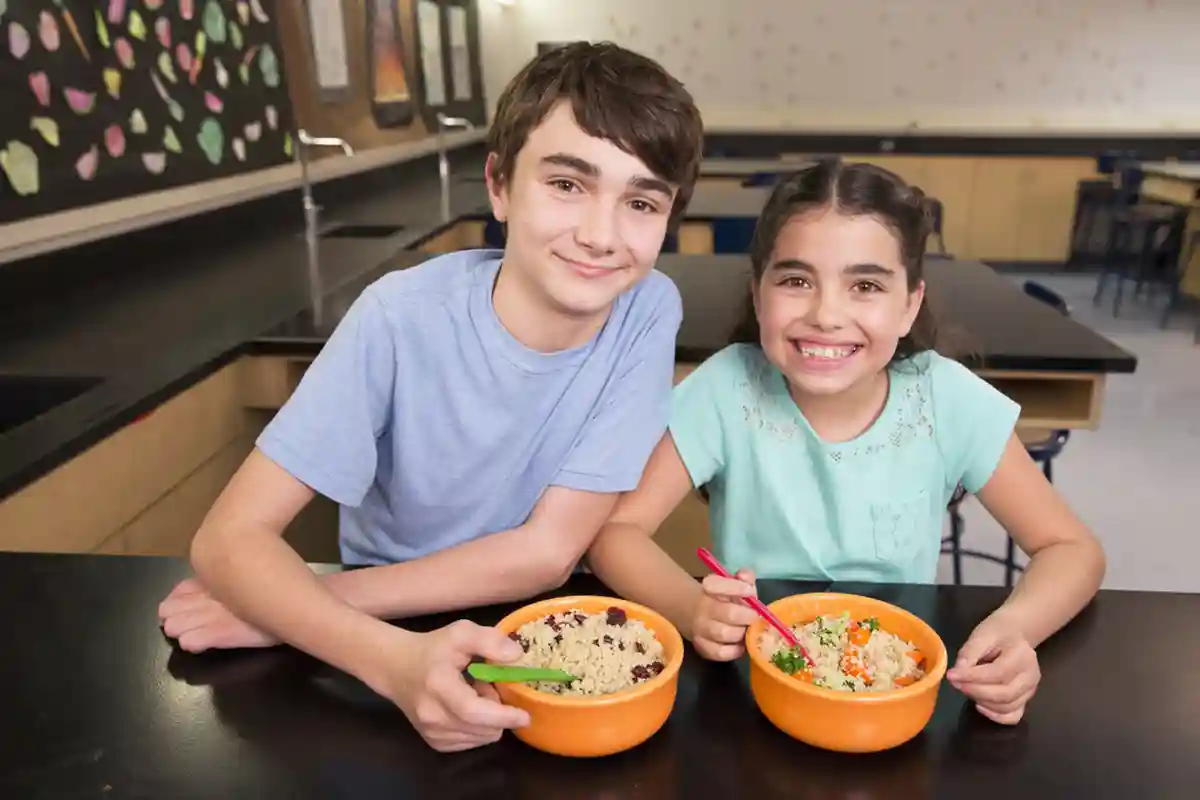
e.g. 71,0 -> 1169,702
0,374 -> 103,437
319,223 -> 406,239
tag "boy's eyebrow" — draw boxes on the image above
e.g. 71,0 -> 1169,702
769,259 -> 897,277
540,153 -> 674,197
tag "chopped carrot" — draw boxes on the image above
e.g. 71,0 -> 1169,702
848,624 -> 870,646
894,674 -> 917,687
909,648 -> 925,666
793,669 -> 814,683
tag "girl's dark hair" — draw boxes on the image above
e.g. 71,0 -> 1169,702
730,159 -> 939,364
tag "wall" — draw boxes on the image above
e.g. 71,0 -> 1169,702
477,0 -> 1200,133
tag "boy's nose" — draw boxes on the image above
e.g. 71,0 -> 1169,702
575,202 -> 618,254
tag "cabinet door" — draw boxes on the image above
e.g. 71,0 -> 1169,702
1016,158 -> 1100,261
965,158 -> 1028,261
918,157 -> 977,258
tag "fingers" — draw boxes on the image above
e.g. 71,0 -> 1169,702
957,673 -> 1037,706
696,640 -> 745,662
976,703 -> 1026,726
161,608 -> 214,641
158,592 -> 214,622
437,670 -> 530,730
701,574 -> 757,601
449,621 -> 524,664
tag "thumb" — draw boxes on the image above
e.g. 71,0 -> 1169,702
950,626 -> 1001,676
462,623 -> 525,664
734,568 -> 757,589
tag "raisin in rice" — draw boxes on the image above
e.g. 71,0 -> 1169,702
606,607 -> 627,627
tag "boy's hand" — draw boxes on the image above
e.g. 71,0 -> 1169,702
947,613 -> 1041,725
378,620 -> 532,753
159,578 -> 278,652
691,568 -> 760,662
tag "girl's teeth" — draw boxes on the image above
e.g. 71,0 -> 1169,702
800,345 -> 858,358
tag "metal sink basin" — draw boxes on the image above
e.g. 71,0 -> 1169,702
319,223 -> 406,239
0,374 -> 102,437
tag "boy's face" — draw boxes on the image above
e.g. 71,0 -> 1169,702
753,208 -> 925,399
486,101 -> 677,320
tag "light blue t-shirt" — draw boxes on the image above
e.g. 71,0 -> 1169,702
669,344 -> 1021,584
257,249 -> 683,565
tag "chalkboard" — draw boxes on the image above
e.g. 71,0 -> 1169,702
0,0 -> 297,225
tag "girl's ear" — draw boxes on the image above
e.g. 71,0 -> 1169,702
484,153 -> 508,223
900,278 -> 926,336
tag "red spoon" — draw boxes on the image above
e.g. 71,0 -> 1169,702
696,547 -> 811,662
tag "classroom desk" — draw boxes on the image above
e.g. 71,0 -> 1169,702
1139,161 -> 1200,299
1,552 -> 1193,799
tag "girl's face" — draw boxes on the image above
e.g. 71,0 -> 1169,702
753,207 -> 925,400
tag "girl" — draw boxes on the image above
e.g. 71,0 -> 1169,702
586,160 -> 1106,725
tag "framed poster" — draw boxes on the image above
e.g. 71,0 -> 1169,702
365,0 -> 415,128
304,0 -> 351,103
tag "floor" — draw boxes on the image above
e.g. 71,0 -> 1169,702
937,272 -> 1200,593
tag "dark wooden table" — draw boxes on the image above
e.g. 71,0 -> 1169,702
1,553 -> 1194,799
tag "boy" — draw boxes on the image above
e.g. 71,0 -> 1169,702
157,41 -> 704,753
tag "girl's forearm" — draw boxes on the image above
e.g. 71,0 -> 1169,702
586,523 -> 705,640
992,538 -> 1106,648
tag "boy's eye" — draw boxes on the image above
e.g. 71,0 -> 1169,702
780,276 -> 811,288
629,198 -> 659,214
550,178 -> 580,193
853,280 -> 884,293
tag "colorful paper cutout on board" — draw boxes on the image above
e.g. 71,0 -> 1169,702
237,2 -> 249,26
145,0 -> 164,10
64,87 -> 96,114
204,91 -> 223,113
283,132 -> 292,158
181,0 -> 195,22
128,9 -> 146,41
75,145 -> 98,180
244,121 -> 261,142
104,68 -> 121,99
251,0 -> 269,23
130,109 -> 147,135
266,105 -> 277,130
52,1 -> 89,61
197,117 -> 223,164
142,152 -> 166,174
232,136 -> 245,162
155,16 -> 170,48
0,2 -> 7,20
105,124 -> 125,158
95,10 -> 110,48
163,125 -> 181,153
169,100 -> 184,122
203,1 -> 226,44
107,0 -> 125,25
1,140 -> 39,195
115,37 -> 134,68
177,42 -> 192,73
259,43 -> 279,87
38,11 -> 59,52
28,72 -> 50,106
229,21 -> 242,51
158,51 -> 178,83
214,57 -> 229,88
9,21 -> 29,59
30,117 -> 59,147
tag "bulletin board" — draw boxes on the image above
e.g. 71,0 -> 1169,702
0,0 -> 297,225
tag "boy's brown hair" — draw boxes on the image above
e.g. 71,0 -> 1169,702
486,41 -> 704,223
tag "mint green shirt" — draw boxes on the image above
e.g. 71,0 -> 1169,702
669,344 -> 1021,583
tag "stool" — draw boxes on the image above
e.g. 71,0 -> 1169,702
926,197 -> 949,256
1155,228 -> 1200,329
1092,204 -> 1182,316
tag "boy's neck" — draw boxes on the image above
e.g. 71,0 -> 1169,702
490,259 -> 611,353
787,370 -> 891,444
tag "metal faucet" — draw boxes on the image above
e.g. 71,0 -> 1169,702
436,113 -> 476,222
296,129 -> 355,326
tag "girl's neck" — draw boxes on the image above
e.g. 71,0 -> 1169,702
786,369 -> 891,444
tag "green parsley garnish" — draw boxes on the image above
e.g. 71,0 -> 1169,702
844,679 -> 857,691
771,646 -> 811,675
862,617 -> 880,632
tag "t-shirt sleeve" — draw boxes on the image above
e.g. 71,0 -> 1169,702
551,282 -> 684,494
929,354 -> 1022,494
256,288 -> 397,507
666,346 -> 739,490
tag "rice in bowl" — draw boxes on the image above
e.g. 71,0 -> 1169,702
759,611 -> 926,693
509,606 -> 666,697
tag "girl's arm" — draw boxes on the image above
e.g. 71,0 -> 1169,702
975,432 -> 1107,647
585,433 -> 709,640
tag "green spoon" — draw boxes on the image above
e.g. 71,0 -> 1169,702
466,663 -> 577,684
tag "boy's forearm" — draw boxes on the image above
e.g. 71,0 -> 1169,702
191,526 -> 405,692
992,538 -> 1107,648
586,523 -> 704,640
321,524 -> 573,620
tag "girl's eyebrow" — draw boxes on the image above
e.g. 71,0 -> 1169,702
769,259 -> 896,277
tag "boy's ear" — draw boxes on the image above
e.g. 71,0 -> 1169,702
484,153 -> 508,223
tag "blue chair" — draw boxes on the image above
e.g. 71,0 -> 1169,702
941,281 -> 1073,588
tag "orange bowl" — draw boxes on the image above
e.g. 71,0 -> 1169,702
489,595 -> 684,758
745,593 -> 948,754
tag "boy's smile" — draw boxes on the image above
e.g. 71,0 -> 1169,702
486,101 -> 678,352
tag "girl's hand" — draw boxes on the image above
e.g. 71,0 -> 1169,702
691,568 -> 760,661
947,613 -> 1041,725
